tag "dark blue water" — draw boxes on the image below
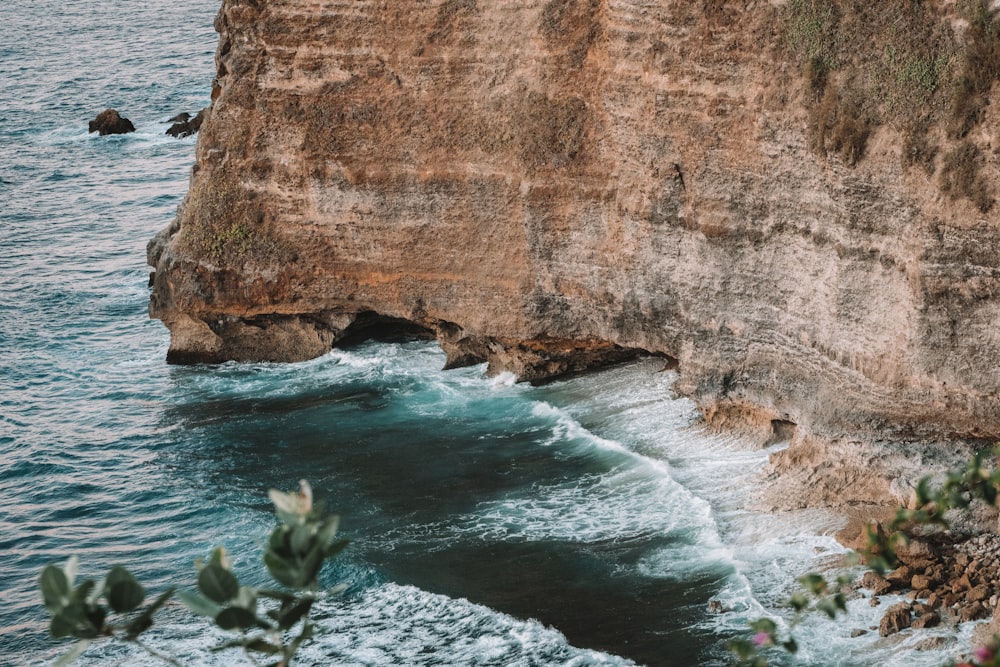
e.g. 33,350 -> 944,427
0,2 -> 977,666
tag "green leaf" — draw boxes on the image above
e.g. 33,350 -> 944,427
215,606 -> 260,631
146,586 -> 175,616
199,563 -> 239,604
300,543 -> 325,584
82,605 -> 106,638
234,585 -> 257,611
264,551 -> 301,588
316,515 -> 340,548
124,586 -> 175,640
63,556 -> 79,589
51,640 -> 91,667
50,611 -> 78,639
178,590 -> 222,618
798,573 -> 826,595
726,638 -> 756,660
106,566 -> 145,613
72,580 -> 96,605
816,597 -> 842,619
41,564 -> 71,612
125,613 -> 153,638
277,598 -> 313,630
268,526 -> 287,553
291,523 -> 313,556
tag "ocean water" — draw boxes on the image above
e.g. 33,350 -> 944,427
0,1 -> 981,666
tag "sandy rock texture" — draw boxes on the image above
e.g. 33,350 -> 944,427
149,0 -> 1000,479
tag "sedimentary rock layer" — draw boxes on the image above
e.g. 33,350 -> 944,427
149,0 -> 1000,451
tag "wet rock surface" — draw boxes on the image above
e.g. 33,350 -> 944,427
165,108 -> 206,138
88,108 -> 134,135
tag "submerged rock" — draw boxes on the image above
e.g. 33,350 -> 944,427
88,108 -> 135,135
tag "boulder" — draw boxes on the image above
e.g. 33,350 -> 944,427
862,571 -> 892,596
88,108 -> 135,135
897,539 -> 937,563
959,601 -> 989,622
165,108 -> 207,138
967,584 -> 991,603
912,612 -> 941,629
886,566 -> 914,589
879,602 -> 912,637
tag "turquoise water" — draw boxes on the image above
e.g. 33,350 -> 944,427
0,1 -> 980,665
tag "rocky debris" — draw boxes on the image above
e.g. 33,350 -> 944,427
165,108 -> 206,138
88,108 -> 135,135
912,612 -> 941,629
861,571 -> 891,596
863,532 -> 1000,637
880,602 -> 913,636
850,628 -> 868,637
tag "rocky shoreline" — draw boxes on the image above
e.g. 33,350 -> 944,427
860,533 -> 1000,638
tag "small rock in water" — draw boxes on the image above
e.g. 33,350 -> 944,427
861,571 -> 891,595
707,599 -> 726,613
166,108 -> 207,138
850,629 -> 868,638
88,108 -> 135,135
879,602 -> 912,637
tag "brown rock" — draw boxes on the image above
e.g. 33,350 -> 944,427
897,540 -> 937,563
861,571 -> 891,596
88,108 -> 135,136
879,602 -> 912,637
967,584 -> 991,603
887,566 -> 914,589
166,108 -> 208,138
959,602 -> 988,622
850,629 -> 868,638
913,636 -> 954,651
911,612 -> 941,629
911,574 -> 936,591
953,574 -> 973,593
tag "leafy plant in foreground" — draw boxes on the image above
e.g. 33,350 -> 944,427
39,480 -> 348,666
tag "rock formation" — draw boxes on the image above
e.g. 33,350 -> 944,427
89,108 -> 135,135
166,109 -> 207,138
148,0 -> 1000,487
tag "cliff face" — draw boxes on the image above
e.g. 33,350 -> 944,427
149,0 -> 1000,454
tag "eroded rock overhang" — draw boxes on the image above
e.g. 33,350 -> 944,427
149,0 -> 1000,448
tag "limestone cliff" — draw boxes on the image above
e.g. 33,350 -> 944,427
149,0 -> 1000,466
